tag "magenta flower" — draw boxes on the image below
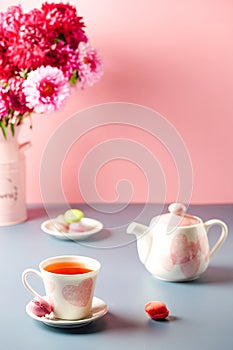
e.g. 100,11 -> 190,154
0,2 -> 103,138
7,77 -> 32,115
6,9 -> 46,72
0,90 -> 9,121
41,2 -> 87,49
43,42 -> 78,80
76,42 -> 103,89
0,7 -> 21,79
1,5 -> 22,37
23,66 -> 70,113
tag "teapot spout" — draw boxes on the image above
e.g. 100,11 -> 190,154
127,222 -> 149,236
127,222 -> 152,265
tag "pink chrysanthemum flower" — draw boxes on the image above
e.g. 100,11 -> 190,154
6,9 -> 46,72
0,7 -> 22,79
76,42 -> 103,89
0,45 -> 5,72
0,89 -> 9,120
41,2 -> 87,49
23,66 -> 70,114
0,2 -> 103,138
7,77 -> 32,115
43,42 -> 77,80
1,5 -> 22,37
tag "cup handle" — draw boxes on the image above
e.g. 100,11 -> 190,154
204,219 -> 228,259
22,268 -> 44,299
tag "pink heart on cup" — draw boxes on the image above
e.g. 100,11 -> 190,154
62,278 -> 93,307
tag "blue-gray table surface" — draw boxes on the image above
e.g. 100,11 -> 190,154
0,203 -> 233,350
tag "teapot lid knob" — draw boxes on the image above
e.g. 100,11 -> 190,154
168,203 -> 187,216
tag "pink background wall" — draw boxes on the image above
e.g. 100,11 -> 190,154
2,0 -> 233,204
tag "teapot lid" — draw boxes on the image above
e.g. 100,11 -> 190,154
155,203 -> 200,229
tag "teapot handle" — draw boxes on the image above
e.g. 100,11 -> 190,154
204,219 -> 228,259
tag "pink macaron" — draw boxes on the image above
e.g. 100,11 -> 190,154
145,301 -> 169,320
28,297 -> 53,317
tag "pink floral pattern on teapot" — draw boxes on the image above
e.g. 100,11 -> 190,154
160,232 -> 209,279
127,203 -> 228,281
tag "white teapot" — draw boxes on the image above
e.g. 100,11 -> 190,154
127,203 -> 228,281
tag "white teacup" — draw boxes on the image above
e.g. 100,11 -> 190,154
22,255 -> 100,320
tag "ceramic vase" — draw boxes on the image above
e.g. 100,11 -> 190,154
0,128 -> 30,226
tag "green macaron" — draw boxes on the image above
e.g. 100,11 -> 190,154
64,209 -> 84,223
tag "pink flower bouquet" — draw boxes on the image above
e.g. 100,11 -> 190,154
0,2 -> 103,138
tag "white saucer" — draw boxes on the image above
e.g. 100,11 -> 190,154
41,217 -> 103,240
26,296 -> 108,328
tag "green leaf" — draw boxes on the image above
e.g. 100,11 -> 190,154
0,121 -> 7,140
2,82 -> 8,89
18,114 -> 23,125
19,70 -> 28,79
69,70 -> 78,86
10,123 -> 15,137
55,33 -> 67,44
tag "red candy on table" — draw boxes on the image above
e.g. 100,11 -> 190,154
145,301 -> 169,320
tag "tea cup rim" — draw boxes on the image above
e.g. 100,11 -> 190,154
39,255 -> 101,276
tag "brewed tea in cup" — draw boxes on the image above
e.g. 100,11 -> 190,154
22,255 -> 100,320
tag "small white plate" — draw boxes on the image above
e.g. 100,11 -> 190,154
26,296 -> 108,328
41,218 -> 103,240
